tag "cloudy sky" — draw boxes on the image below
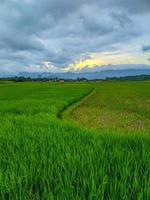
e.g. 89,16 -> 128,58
0,0 -> 150,73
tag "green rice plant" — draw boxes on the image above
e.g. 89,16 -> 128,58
0,81 -> 149,199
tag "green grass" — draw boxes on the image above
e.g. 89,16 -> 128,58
0,81 -> 13,84
0,81 -> 150,199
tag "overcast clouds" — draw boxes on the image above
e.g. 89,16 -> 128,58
0,0 -> 150,72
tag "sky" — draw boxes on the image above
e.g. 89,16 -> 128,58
0,0 -> 150,73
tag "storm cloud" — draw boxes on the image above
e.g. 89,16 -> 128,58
0,0 -> 150,72
142,45 -> 150,52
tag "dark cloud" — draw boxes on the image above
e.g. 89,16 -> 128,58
142,45 -> 150,53
0,0 -> 150,72
111,12 -> 133,29
104,0 -> 150,14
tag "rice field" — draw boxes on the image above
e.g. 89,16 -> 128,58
66,81 -> 150,134
0,81 -> 150,199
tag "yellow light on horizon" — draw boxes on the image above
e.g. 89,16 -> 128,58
64,51 -> 150,71
69,58 -> 105,71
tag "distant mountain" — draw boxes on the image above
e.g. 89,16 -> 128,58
18,71 -> 77,79
1,68 -> 150,80
77,64 -> 150,73
17,69 -> 150,80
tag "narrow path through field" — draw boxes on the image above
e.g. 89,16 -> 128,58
60,87 -> 96,120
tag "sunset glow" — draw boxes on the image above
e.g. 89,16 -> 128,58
66,51 -> 150,71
